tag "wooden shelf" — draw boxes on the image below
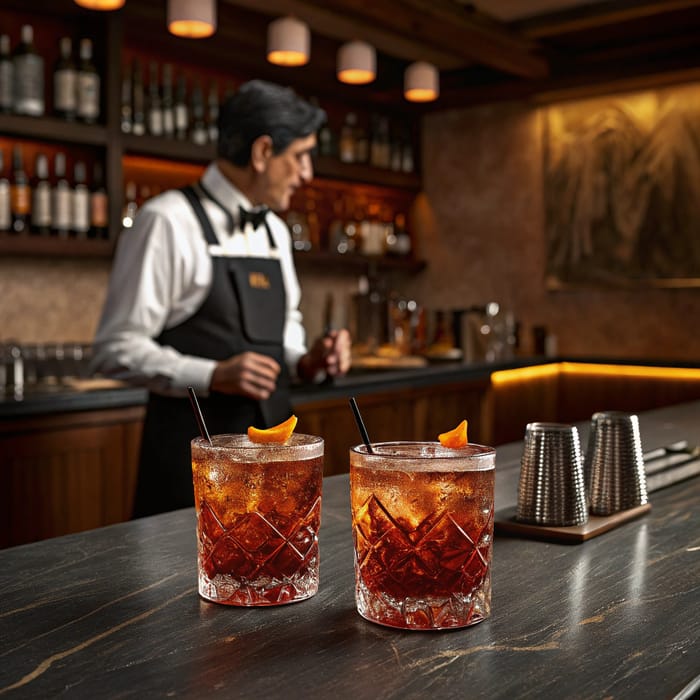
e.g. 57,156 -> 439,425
0,235 -> 114,258
314,156 -> 421,190
122,134 -> 215,164
0,114 -> 108,147
0,237 -> 425,269
293,250 -> 426,273
120,136 -> 421,190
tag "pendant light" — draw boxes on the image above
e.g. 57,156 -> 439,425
404,61 -> 439,102
267,16 -> 310,67
74,0 -> 125,9
168,0 -> 217,39
337,41 -> 376,85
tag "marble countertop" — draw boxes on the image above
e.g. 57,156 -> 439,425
1,400 -> 698,699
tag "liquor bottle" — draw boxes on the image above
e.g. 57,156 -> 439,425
354,117 -> 369,164
131,60 -> 146,136
31,153 -> 52,235
120,71 -> 132,134
146,61 -> 163,137
370,115 -> 391,169
392,213 -> 411,256
370,115 -> 381,167
342,198 -> 359,253
121,181 -> 138,229
223,81 -> 236,101
76,39 -> 100,124
0,149 -> 10,233
138,183 -> 152,206
378,117 -> 392,168
328,198 -> 346,254
174,74 -> 189,140
310,97 -> 333,157
286,209 -> 311,252
207,81 -> 219,143
12,25 -> 44,117
190,81 -> 207,145
10,146 -> 30,234
53,37 -> 77,121
318,120 -> 333,157
51,153 -> 71,238
161,63 -> 175,138
304,192 -> 320,249
339,112 -> 357,163
318,115 -> 334,157
71,161 -> 90,238
0,34 -> 13,114
401,126 -> 414,174
89,162 -> 108,240
390,125 -> 402,172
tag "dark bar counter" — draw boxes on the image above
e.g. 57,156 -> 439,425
0,356 -> 538,419
1,401 -> 699,699
3,355 -> 700,419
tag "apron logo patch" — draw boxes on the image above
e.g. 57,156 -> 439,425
249,271 -> 271,289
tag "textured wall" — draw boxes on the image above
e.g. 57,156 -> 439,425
2,95 -> 699,360
395,100 -> 700,360
0,256 -> 353,347
0,258 -> 111,343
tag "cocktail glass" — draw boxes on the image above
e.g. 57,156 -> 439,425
350,441 -> 495,630
191,433 -> 324,606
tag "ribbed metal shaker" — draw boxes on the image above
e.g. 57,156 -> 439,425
584,411 -> 648,515
516,422 -> 588,526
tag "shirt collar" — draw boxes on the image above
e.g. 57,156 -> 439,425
201,162 -> 265,220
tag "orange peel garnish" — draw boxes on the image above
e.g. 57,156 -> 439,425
247,415 -> 298,444
438,419 -> 468,448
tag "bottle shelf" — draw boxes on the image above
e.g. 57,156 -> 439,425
0,237 -> 425,270
120,136 -> 421,189
0,5 -> 425,274
122,133 -> 216,164
314,156 -> 420,190
0,114 -> 108,147
293,250 -> 426,274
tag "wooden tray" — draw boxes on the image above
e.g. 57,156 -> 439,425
494,503 -> 651,544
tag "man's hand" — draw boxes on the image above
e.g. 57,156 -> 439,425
210,352 -> 281,400
298,329 -> 352,382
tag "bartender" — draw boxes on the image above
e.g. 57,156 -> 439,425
91,80 -> 351,518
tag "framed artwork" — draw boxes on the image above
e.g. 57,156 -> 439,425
544,83 -> 700,288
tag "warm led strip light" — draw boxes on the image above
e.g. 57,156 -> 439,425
559,362 -> 700,380
491,362 -> 700,386
491,364 -> 560,386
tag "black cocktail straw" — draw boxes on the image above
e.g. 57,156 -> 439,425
188,386 -> 212,445
349,397 -> 374,454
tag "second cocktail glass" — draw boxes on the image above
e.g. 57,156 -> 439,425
350,441 -> 495,630
191,433 -> 324,606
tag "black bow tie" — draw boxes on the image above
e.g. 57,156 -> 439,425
238,206 -> 269,232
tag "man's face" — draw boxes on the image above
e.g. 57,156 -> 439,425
262,134 -> 316,211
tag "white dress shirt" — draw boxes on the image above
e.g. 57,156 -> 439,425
91,163 -> 307,397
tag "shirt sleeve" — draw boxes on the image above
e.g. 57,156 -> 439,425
90,202 -> 217,396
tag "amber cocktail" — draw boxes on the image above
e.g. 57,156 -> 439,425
350,441 -> 495,630
191,433 -> 323,606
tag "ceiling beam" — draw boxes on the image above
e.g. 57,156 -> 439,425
306,0 -> 549,78
222,0 -> 550,78
396,0 -> 549,76
520,0 -> 700,38
221,0 -> 467,70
